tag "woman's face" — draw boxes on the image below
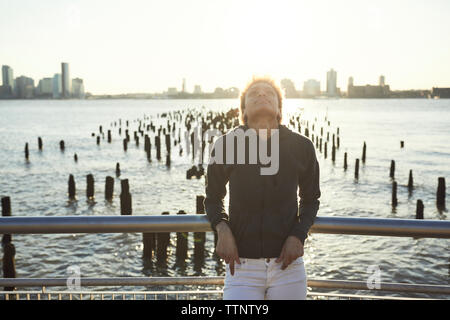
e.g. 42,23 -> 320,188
244,82 -> 280,123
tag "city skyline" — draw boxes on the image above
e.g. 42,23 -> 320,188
1,0 -> 449,94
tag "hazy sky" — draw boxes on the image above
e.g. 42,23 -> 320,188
1,0 -> 449,94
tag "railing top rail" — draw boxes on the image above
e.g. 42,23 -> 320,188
0,215 -> 449,238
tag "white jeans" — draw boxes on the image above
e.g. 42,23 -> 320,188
223,256 -> 307,300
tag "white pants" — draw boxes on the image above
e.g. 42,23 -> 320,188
223,256 -> 307,300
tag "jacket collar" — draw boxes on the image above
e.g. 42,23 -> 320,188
240,123 -> 289,140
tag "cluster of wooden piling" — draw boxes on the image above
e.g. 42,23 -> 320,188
141,196 -> 207,265
289,112 -> 447,219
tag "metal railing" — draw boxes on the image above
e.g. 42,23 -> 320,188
1,215 -> 449,300
0,215 -> 449,238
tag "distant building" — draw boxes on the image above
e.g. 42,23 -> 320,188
72,78 -> 85,99
379,75 -> 385,86
167,87 -> 178,95
15,76 -> 35,99
303,79 -> 321,98
431,87 -> 450,98
53,74 -> 62,99
348,76 -> 390,98
280,78 -> 300,98
2,65 -> 15,91
182,78 -> 186,93
326,69 -> 337,97
194,85 -> 202,94
61,62 -> 71,98
37,77 -> 53,97
348,76 -> 354,87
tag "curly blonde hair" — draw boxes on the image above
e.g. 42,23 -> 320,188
239,76 -> 283,125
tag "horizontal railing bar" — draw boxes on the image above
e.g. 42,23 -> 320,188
0,215 -> 449,238
0,277 -> 449,295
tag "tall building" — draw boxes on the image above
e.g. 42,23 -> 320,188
182,78 -> 186,93
2,65 -> 14,91
379,75 -> 385,86
61,62 -> 71,98
53,74 -> 62,98
37,77 -> 53,97
303,79 -> 321,97
72,78 -> 85,99
326,69 -> 337,97
15,76 -> 35,99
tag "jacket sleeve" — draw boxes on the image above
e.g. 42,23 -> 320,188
204,137 -> 231,232
289,139 -> 321,245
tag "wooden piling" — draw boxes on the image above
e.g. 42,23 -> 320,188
68,174 -> 76,200
400,141 -> 404,148
105,176 -> 114,200
392,181 -> 398,207
324,141 -> 327,159
331,144 -> 335,162
416,200 -> 424,219
38,137 -> 43,150
86,174 -> 95,199
437,177 -> 446,209
176,210 -> 188,261
390,160 -> 395,178
24,143 -> 29,160
362,142 -> 366,163
156,212 -> 170,262
1,196 -> 12,246
2,243 -> 16,291
60,140 -> 65,151
355,159 -> 359,179
155,136 -> 161,160
120,179 -> 132,215
123,138 -> 128,152
97,136 -> 100,145
143,233 -> 155,260
116,163 -> 120,177
74,153 -> 78,162
408,170 -> 414,191
344,152 -> 348,170
107,130 -> 111,143
194,196 -> 206,261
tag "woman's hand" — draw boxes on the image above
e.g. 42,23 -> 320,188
215,221 -> 241,276
276,236 -> 304,270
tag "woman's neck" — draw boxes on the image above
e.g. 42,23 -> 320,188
247,117 -> 279,138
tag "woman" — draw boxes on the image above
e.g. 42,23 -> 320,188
204,76 -> 321,300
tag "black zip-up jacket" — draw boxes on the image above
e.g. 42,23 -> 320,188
204,124 -> 321,258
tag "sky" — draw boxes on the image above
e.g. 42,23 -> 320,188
1,0 -> 449,94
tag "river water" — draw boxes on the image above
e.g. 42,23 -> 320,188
0,98 -> 448,299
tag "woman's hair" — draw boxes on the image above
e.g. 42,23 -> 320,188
239,76 -> 283,125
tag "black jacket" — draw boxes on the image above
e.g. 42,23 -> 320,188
204,124 -> 321,258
